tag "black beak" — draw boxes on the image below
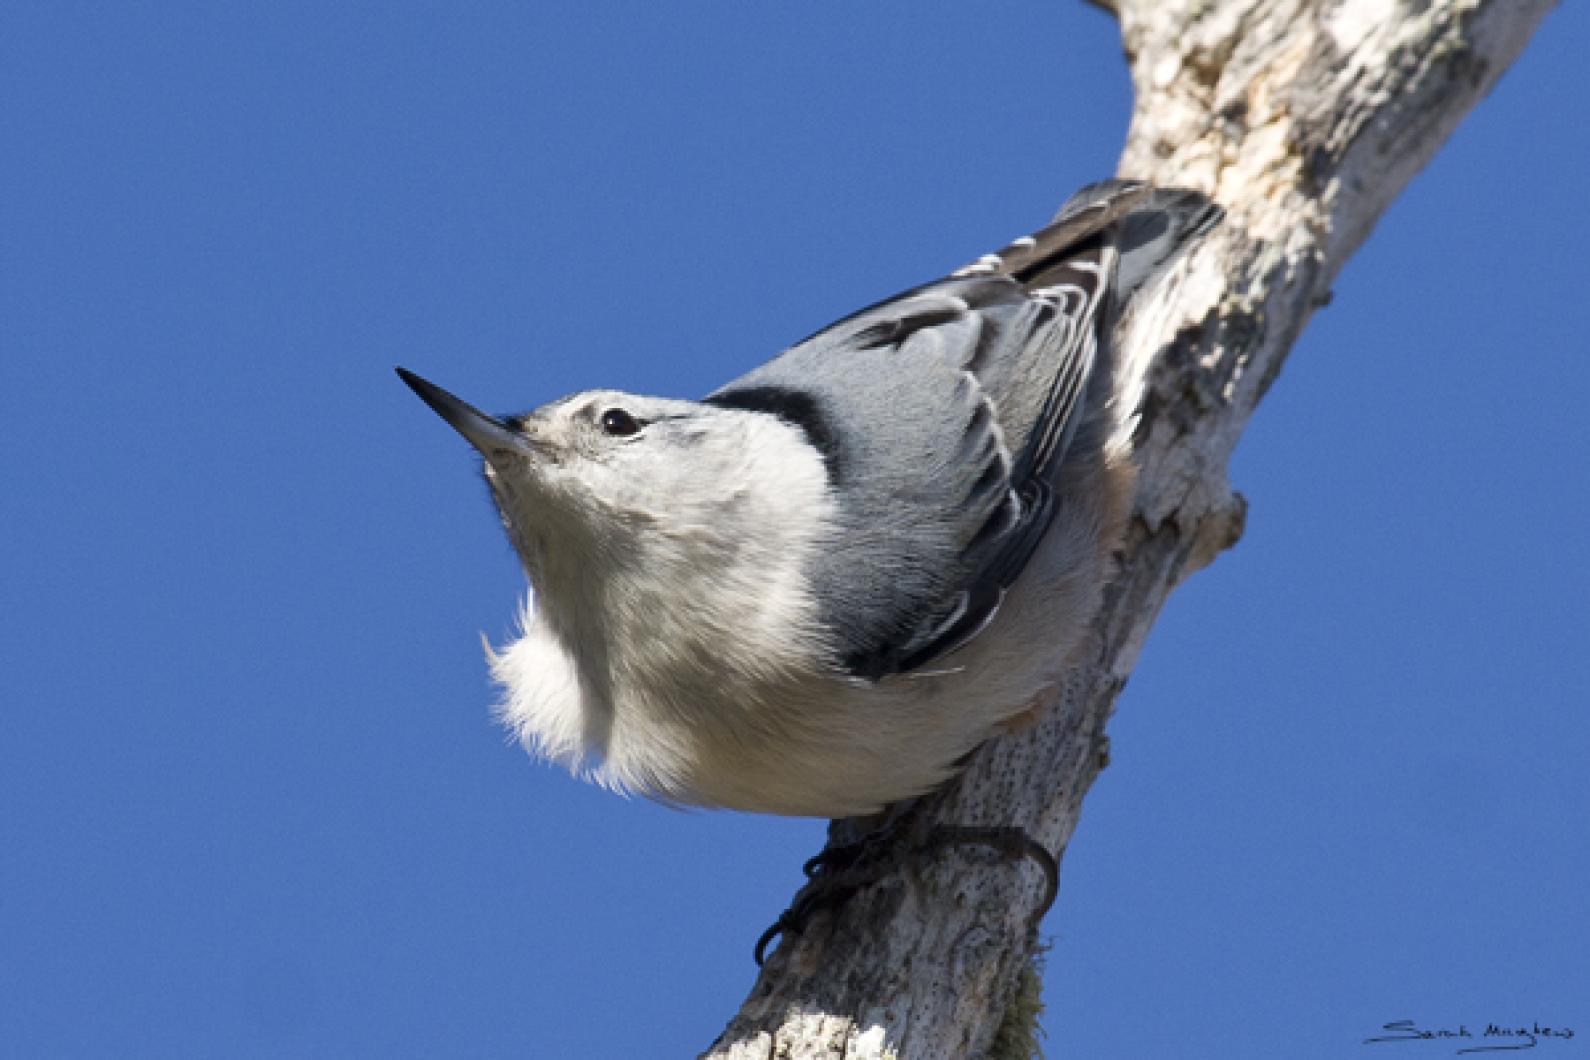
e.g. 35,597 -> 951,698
396,367 -> 529,460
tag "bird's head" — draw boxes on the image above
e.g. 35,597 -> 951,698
396,368 -> 814,589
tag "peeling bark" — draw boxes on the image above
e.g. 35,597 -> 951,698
704,2 -> 1554,1057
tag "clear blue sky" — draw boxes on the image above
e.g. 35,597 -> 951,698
3,4 -> 1585,1057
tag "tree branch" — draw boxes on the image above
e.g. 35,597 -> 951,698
704,2 -> 1554,1056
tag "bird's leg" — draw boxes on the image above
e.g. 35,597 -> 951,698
753,806 -> 910,966
754,801 -> 1059,965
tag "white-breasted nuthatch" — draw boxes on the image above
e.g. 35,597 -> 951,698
399,180 -> 1218,819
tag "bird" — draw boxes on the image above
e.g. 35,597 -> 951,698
398,179 -> 1218,821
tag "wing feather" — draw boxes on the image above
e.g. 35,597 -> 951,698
707,180 -> 1213,679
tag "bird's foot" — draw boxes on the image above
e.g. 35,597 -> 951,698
753,828 -> 897,965
753,822 -> 1059,965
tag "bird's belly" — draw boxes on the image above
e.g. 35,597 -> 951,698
610,648 -> 1066,817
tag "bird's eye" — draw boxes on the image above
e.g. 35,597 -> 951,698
599,408 -> 641,437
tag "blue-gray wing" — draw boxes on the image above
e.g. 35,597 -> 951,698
707,180 -> 1218,678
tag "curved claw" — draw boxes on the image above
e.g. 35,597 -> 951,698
923,825 -> 1060,930
756,839 -> 891,965
754,913 -> 797,967
753,823 -> 1059,966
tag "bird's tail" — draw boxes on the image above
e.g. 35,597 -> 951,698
958,179 -> 1220,301
978,180 -> 1221,509
1072,180 -> 1223,303
947,177 -> 1221,327
1067,181 -> 1222,480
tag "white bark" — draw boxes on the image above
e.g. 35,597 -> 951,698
704,2 -> 1555,1057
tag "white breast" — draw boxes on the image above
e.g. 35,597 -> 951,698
488,409 -> 1128,818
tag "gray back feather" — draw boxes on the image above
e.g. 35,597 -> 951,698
708,181 -> 1219,678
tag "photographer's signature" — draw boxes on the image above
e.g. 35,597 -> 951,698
1366,1019 -> 1576,1054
